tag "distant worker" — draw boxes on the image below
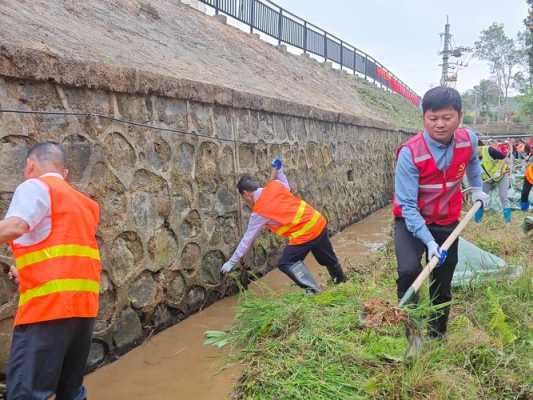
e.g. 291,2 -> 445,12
476,140 -> 513,223
220,158 -> 346,293
521,161 -> 533,211
2,142 -> 101,400
392,87 -> 488,349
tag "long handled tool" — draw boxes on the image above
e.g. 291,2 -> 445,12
398,200 -> 482,307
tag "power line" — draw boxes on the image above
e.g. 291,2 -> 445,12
0,109 -> 241,143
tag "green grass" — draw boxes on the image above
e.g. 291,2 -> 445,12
207,212 -> 532,399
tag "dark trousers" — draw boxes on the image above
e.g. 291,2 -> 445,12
278,227 -> 339,269
7,317 -> 95,400
394,219 -> 459,337
521,177 -> 532,203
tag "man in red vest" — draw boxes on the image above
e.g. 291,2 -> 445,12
392,87 -> 489,348
1,142 -> 101,400
220,158 -> 346,293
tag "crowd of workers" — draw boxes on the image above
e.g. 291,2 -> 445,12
0,86 -> 530,398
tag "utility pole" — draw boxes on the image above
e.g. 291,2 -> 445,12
439,16 -> 471,88
440,16 -> 451,87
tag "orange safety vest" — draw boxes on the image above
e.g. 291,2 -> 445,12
253,180 -> 327,245
526,164 -> 533,185
10,176 -> 101,326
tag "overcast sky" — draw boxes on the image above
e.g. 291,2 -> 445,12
274,0 -> 529,96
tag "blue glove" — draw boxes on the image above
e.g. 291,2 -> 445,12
271,158 -> 282,170
427,241 -> 448,267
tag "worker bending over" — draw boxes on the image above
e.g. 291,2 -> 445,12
220,158 -> 346,293
2,142 -> 101,400
476,140 -> 513,223
393,87 -> 489,348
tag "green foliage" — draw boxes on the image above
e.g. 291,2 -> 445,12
516,88 -> 533,119
485,287 -> 517,345
462,111 -> 475,125
207,212 -> 532,399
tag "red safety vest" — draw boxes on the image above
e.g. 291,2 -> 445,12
10,176 -> 101,326
393,129 -> 473,225
253,180 -> 327,245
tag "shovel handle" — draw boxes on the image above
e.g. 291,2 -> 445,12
398,201 -> 482,307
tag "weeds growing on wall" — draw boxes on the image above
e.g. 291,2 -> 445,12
206,213 -> 532,399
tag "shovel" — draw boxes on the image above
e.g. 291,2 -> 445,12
358,201 -> 483,331
398,200 -> 482,307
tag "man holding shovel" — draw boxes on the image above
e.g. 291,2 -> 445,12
220,158 -> 346,293
392,87 -> 489,349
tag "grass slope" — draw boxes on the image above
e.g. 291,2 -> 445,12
207,211 -> 532,400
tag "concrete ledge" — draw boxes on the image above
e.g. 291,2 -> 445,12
0,44 -> 405,132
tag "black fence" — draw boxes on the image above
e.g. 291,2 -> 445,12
199,0 -> 420,106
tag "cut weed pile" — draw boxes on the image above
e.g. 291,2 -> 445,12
206,212 -> 532,399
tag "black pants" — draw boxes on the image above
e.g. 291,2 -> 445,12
278,227 -> 339,269
7,317 -> 95,400
521,177 -> 532,203
394,219 -> 459,337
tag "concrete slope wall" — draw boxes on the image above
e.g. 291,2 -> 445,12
0,0 -> 413,371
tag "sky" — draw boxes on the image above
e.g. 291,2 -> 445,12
273,0 -> 529,96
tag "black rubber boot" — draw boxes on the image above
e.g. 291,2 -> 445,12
279,261 -> 322,294
326,263 -> 347,284
428,306 -> 450,339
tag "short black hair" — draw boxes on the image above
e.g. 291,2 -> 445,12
27,141 -> 66,165
237,175 -> 260,195
422,86 -> 462,114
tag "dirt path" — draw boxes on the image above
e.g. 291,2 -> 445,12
85,207 -> 392,399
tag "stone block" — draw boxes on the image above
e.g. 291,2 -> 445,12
112,308 -> 143,354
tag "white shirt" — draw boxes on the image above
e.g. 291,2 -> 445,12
5,173 -> 64,246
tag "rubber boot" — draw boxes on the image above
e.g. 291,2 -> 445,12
503,208 -> 512,224
428,305 -> 450,339
279,261 -> 322,294
325,263 -> 347,284
73,387 -> 87,400
520,201 -> 530,211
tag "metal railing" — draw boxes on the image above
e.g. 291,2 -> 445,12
199,0 -> 420,107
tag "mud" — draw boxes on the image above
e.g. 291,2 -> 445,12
359,299 -> 407,329
85,207 -> 392,400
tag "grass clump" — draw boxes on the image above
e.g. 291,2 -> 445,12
207,212 -> 532,399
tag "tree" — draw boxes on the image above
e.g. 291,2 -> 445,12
525,0 -> 533,87
462,79 -> 500,123
474,23 -> 523,120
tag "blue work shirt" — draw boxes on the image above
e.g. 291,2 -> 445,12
394,129 -> 482,246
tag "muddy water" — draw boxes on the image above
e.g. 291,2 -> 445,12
85,207 -> 392,400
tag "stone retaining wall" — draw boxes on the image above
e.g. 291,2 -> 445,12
0,74 -> 410,371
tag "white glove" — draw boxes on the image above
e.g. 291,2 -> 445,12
220,260 -> 237,274
8,265 -> 19,285
471,188 -> 490,208
427,241 -> 448,266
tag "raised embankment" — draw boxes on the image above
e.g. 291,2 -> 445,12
0,0 -> 417,370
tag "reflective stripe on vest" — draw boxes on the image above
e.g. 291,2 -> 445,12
19,279 -> 99,306
11,176 -> 101,325
275,200 -> 307,236
16,244 -> 100,270
392,129 -> 472,225
253,180 -> 326,245
481,146 -> 508,183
